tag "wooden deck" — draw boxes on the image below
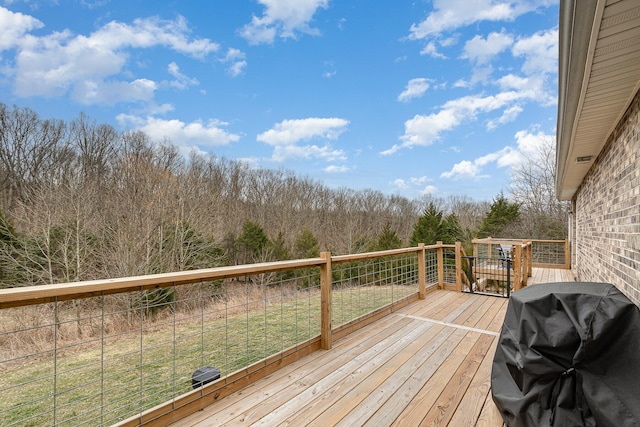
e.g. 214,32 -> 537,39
173,292 -> 506,426
172,268 -> 574,427
528,266 -> 575,285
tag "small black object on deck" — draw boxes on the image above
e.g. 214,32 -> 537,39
192,366 -> 221,389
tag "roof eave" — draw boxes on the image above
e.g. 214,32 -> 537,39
555,0 -> 599,201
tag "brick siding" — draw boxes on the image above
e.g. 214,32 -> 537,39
573,88 -> 640,305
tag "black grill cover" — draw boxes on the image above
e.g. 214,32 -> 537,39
491,282 -> 640,427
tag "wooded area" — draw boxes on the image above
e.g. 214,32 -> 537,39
0,104 -> 567,288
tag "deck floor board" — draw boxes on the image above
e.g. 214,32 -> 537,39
173,267 -> 573,427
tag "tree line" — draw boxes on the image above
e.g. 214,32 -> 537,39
0,103 -> 567,287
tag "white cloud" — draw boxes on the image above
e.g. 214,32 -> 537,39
269,144 -> 346,163
240,0 -> 330,45
258,117 -> 348,145
221,48 -> 247,77
513,129 -> 553,159
383,108 -> 459,155
440,147 -> 513,180
385,90 -> 524,155
117,114 -> 241,148
512,28 -> 558,75
462,31 -> 513,65
440,36 -> 458,47
257,117 -> 349,162
398,78 -> 431,102
497,74 -> 554,104
386,71 -> 555,155
496,73 -> 530,91
441,160 -> 484,180
391,176 -> 435,194
322,61 -> 336,78
87,16 -> 218,58
469,66 -> 495,85
223,47 -> 245,62
0,6 -> 42,51
6,13 -> 228,106
325,165 -> 349,173
72,78 -> 157,105
228,60 -> 247,77
453,79 -> 470,88
440,129 -> 554,180
167,62 -> 199,90
409,0 -> 518,40
487,104 -> 523,129
421,185 -> 438,195
420,41 -> 446,58
392,179 -> 409,190
410,176 -> 432,185
409,0 -> 553,40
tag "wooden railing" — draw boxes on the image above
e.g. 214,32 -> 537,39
530,239 -> 571,269
471,238 -> 533,292
0,242 -> 462,427
1,239 -> 571,426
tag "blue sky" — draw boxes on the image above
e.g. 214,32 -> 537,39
0,0 -> 559,201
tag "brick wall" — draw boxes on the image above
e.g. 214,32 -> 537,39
573,88 -> 640,305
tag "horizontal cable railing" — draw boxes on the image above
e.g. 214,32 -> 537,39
0,243 -> 459,427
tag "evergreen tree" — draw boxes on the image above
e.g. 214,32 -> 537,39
442,213 -> 464,243
294,229 -> 320,258
270,231 -> 292,261
153,220 -> 225,272
0,212 -> 22,287
410,203 -> 445,246
375,222 -> 402,250
478,193 -> 521,238
236,220 -> 270,262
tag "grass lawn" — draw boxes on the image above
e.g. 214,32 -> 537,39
0,283 -> 417,426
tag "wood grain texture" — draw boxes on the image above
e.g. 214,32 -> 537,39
168,276 -> 568,427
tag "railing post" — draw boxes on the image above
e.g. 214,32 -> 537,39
436,241 -> 444,289
418,243 -> 426,299
320,251 -> 332,350
514,244 -> 522,291
506,259 -> 511,298
487,238 -> 493,262
455,242 -> 462,292
564,238 -> 571,269
527,241 -> 533,278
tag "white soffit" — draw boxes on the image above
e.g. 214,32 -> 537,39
557,0 -> 640,200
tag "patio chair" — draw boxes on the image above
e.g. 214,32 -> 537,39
497,244 -> 512,267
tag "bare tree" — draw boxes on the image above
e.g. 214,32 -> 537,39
0,104 -> 70,210
509,136 -> 568,239
445,195 -> 489,235
69,112 -> 120,185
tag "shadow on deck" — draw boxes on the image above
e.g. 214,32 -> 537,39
172,268 -> 573,427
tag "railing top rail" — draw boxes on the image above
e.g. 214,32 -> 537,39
330,243 -> 452,264
474,238 -> 567,244
331,246 -> 421,263
0,257 -> 326,309
0,241 -> 462,309
472,238 -> 528,244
